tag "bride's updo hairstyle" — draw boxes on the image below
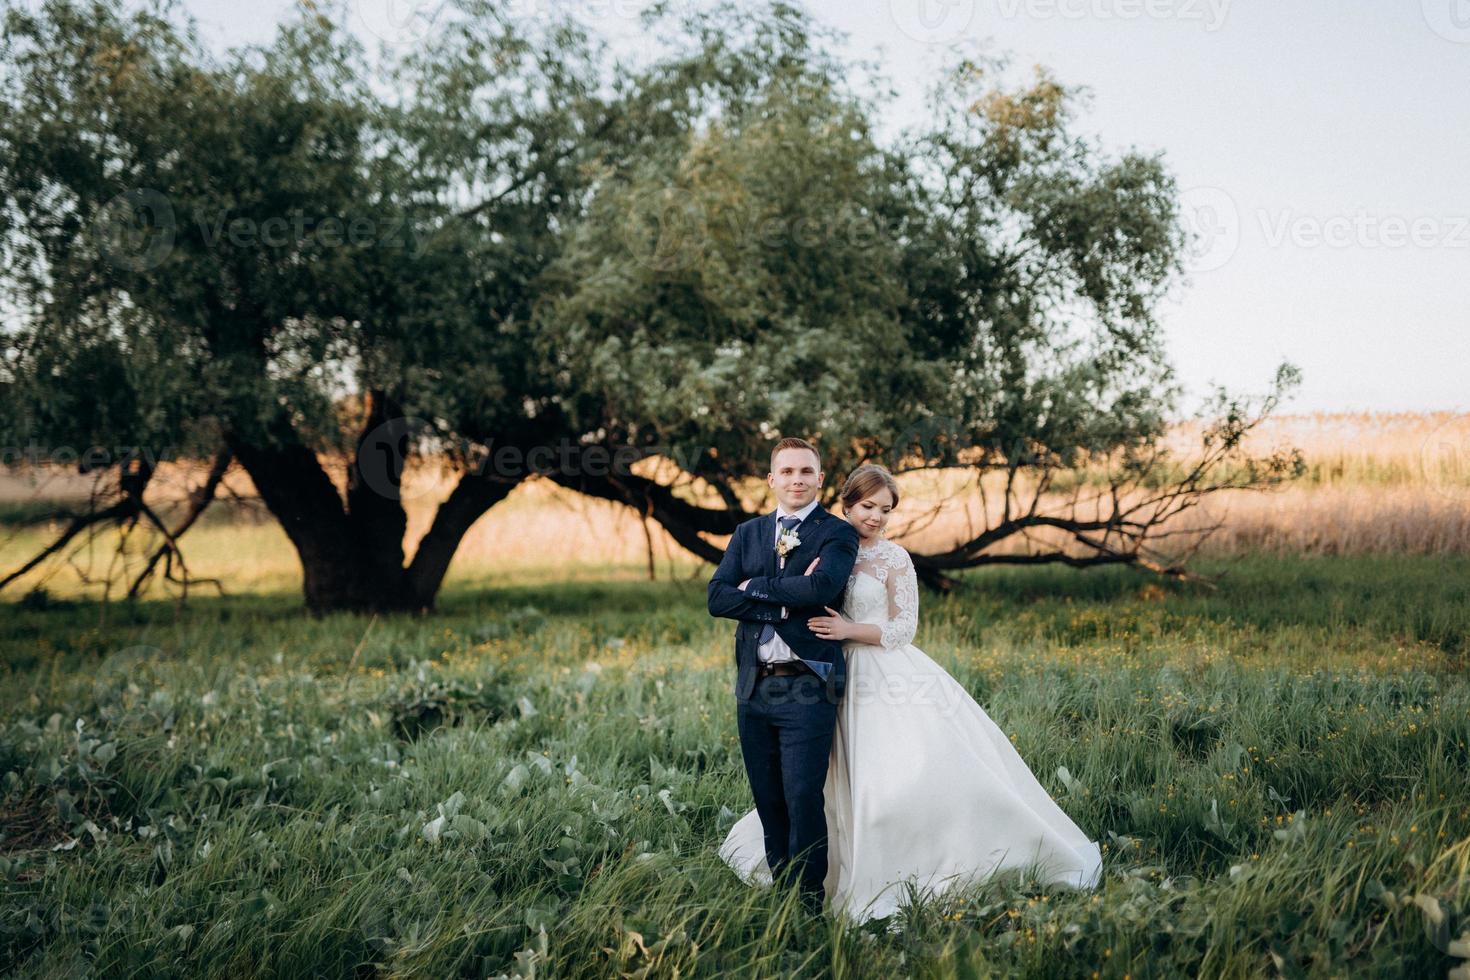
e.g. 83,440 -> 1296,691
840,463 -> 900,511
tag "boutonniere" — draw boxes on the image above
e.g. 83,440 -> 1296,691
775,526 -> 802,565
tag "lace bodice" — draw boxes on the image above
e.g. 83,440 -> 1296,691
842,537 -> 919,650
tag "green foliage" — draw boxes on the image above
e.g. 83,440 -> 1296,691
0,0 -> 600,457
0,0 -> 1208,484
532,40 -> 926,482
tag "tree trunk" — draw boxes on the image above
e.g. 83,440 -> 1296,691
224,428 -> 411,614
404,468 -> 520,604
225,394 -> 522,615
297,538 -> 419,614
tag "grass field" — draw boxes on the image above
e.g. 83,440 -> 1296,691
2,552 -> 1468,977
2,411 -> 1469,977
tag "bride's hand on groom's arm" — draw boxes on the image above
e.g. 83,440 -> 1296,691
808,606 -> 853,641
810,606 -> 885,646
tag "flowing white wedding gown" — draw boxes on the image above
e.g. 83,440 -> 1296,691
718,536 -> 1103,923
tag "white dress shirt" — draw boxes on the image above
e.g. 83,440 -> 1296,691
756,497 -> 820,663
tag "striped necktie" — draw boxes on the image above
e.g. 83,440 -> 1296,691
758,515 -> 803,645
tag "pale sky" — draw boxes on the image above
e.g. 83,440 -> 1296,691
157,1 -> 1470,415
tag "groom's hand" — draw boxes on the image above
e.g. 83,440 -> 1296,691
707,525 -> 784,624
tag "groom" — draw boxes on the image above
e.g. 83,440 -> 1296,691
707,437 -> 860,914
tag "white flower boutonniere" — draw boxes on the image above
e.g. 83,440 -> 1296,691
775,527 -> 802,566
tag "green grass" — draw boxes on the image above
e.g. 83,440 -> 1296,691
2,555 -> 1469,977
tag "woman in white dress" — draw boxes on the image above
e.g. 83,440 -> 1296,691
718,463 -> 1103,923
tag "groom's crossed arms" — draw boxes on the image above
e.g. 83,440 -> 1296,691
706,518 -> 859,624
741,521 -> 858,613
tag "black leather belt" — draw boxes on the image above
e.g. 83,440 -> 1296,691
757,661 -> 805,678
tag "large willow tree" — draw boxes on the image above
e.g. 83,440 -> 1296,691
0,0 -> 1300,612
0,0 -> 883,610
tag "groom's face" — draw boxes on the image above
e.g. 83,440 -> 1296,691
768,448 -> 822,511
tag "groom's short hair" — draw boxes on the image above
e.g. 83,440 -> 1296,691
770,437 -> 820,473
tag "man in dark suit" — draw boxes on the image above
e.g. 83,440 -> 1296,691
707,437 -> 860,914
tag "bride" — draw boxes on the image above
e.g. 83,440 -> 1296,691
718,463 -> 1103,923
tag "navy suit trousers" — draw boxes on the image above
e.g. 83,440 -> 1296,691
736,672 -> 837,907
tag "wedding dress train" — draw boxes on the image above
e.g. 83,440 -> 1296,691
718,536 -> 1103,923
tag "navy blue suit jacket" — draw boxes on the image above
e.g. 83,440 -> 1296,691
707,503 -> 860,703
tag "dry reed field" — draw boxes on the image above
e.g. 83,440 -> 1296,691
3,411 -> 1467,600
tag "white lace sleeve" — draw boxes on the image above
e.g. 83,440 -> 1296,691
879,541 -> 919,650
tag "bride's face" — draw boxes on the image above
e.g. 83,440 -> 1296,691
846,487 -> 895,541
